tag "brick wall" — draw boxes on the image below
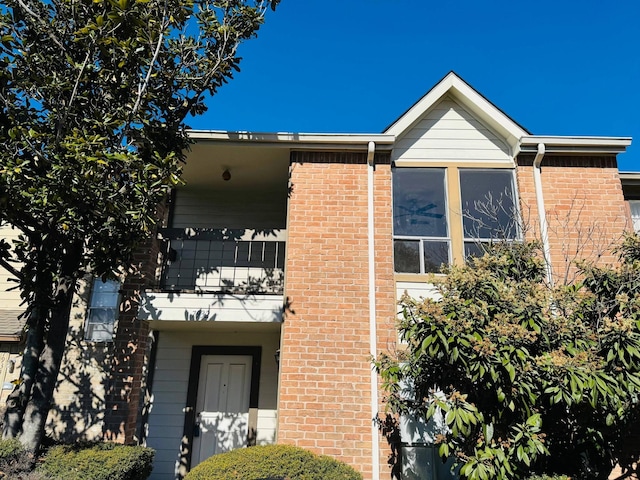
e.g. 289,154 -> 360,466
102,198 -> 169,443
279,151 -> 396,479
516,155 -> 629,283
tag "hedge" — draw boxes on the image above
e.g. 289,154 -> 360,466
185,444 -> 362,480
38,442 -> 154,480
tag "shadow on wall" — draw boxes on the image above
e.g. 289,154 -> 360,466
47,281 -> 113,442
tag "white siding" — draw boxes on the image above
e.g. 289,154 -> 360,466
392,96 -> 512,164
396,281 -> 441,302
0,225 -> 22,310
172,188 -> 287,230
146,330 -> 280,480
138,293 -> 283,323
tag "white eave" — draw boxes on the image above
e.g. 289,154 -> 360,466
519,136 -> 632,155
620,172 -> 640,183
187,130 -> 396,151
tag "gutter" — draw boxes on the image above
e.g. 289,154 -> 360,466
367,141 -> 380,480
532,143 -> 553,285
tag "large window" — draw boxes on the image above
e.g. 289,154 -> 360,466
393,168 -> 450,273
393,167 -> 518,273
85,279 -> 120,342
460,169 -> 519,258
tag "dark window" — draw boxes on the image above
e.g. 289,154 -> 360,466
393,168 -> 450,273
460,169 -> 518,256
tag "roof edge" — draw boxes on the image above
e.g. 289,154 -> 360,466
187,130 -> 395,149
519,136 -> 632,154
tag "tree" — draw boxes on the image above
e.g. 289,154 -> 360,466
376,238 -> 640,480
0,0 -> 278,452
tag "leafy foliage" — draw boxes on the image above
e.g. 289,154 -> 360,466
0,0 -> 278,451
37,442 -> 154,480
376,238 -> 640,480
185,444 -> 363,480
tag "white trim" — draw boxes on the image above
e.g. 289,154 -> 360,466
384,72 -> 528,156
187,130 -> 395,150
367,142 -> 380,480
519,136 -> 631,154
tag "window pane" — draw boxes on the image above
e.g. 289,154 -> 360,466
86,308 -> 116,341
464,241 -> 489,259
90,279 -> 119,308
401,446 -> 457,480
630,200 -> 640,232
423,241 -> 449,273
460,170 -> 517,239
393,168 -> 448,237
394,240 -> 420,273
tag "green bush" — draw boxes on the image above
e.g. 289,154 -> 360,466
0,438 -> 25,462
185,444 -> 362,480
38,442 -> 154,480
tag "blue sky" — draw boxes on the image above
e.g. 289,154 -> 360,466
190,0 -> 640,172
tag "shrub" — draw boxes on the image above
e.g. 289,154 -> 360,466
376,238 -> 640,479
38,442 -> 154,480
185,444 -> 362,480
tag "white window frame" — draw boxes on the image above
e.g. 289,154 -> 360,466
85,278 -> 120,342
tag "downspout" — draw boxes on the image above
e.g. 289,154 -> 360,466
367,141 -> 380,480
532,143 -> 553,285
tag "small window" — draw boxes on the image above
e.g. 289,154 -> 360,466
393,168 -> 450,273
460,169 -> 518,256
85,279 -> 120,342
630,200 -> 640,232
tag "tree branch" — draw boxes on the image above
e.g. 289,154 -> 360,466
14,0 -> 66,52
0,256 -> 22,281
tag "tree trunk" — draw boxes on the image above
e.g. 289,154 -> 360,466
19,279 -> 75,451
3,249 -> 52,441
17,242 -> 82,452
2,305 -> 45,439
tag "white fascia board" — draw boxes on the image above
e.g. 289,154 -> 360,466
187,130 -> 395,150
620,172 -> 640,183
520,136 -> 632,154
384,72 -> 528,148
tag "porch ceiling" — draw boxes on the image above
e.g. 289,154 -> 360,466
182,143 -> 290,192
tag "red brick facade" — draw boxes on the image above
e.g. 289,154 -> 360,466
516,155 -> 629,282
279,151 -> 397,478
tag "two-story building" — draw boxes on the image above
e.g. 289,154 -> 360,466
1,72 -> 636,480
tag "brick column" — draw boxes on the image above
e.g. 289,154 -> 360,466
102,200 -> 168,443
279,151 -> 396,479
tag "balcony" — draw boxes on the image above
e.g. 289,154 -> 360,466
159,228 -> 286,295
138,228 -> 286,325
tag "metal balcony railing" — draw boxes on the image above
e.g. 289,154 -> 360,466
158,228 -> 286,294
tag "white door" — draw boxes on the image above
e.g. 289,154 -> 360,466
192,355 -> 253,466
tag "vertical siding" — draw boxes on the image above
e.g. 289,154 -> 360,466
392,96 -> 511,163
146,329 -> 280,480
